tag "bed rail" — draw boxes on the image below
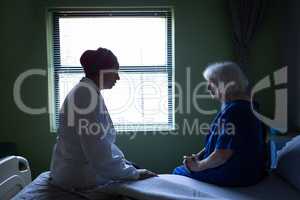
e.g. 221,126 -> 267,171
0,156 -> 31,199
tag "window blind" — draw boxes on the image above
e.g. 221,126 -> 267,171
51,9 -> 174,131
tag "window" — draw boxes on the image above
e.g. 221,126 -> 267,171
49,9 -> 174,132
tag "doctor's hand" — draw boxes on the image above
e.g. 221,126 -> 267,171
137,169 -> 158,180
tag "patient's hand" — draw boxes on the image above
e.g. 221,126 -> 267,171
182,153 -> 202,164
184,154 -> 198,161
183,156 -> 202,172
137,169 -> 158,180
183,149 -> 205,162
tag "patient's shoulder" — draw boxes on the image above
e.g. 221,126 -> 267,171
222,100 -> 253,120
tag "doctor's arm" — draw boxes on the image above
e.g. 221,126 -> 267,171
74,89 -> 156,180
78,126 -> 156,180
72,89 -> 139,180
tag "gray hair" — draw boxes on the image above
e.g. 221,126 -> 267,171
203,61 -> 249,96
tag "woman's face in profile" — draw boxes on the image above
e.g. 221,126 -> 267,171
102,70 -> 120,89
207,80 -> 219,100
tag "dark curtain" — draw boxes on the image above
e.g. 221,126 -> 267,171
280,0 -> 300,131
229,0 -> 268,74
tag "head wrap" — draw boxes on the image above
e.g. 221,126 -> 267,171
80,47 -> 119,74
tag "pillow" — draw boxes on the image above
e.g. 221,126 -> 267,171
276,135 -> 300,191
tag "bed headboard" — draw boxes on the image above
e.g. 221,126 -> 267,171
0,156 -> 31,200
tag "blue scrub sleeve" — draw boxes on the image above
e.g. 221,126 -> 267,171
215,116 -> 237,150
215,132 -> 235,150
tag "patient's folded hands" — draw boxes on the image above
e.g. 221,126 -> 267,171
182,153 -> 201,164
184,154 -> 198,160
183,155 -> 202,172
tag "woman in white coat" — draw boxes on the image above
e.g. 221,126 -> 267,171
50,48 -> 156,190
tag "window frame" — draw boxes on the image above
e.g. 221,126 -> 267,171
47,8 -> 175,133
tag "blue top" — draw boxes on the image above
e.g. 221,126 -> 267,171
201,100 -> 266,186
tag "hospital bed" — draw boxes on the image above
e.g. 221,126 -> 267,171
0,156 -> 31,200
2,135 -> 300,199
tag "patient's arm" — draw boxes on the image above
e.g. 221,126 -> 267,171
185,149 -> 233,172
195,148 -> 206,160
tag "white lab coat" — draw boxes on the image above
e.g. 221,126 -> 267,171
50,77 -> 138,190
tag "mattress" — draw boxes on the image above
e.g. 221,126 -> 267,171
162,173 -> 300,200
13,171 -> 300,200
13,172 -> 220,200
12,172 -> 118,200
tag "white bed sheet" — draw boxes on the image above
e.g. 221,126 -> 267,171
13,171 -> 300,200
160,173 -> 300,200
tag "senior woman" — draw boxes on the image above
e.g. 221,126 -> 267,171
173,62 -> 266,186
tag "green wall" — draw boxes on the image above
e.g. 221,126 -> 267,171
0,0 -> 280,178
